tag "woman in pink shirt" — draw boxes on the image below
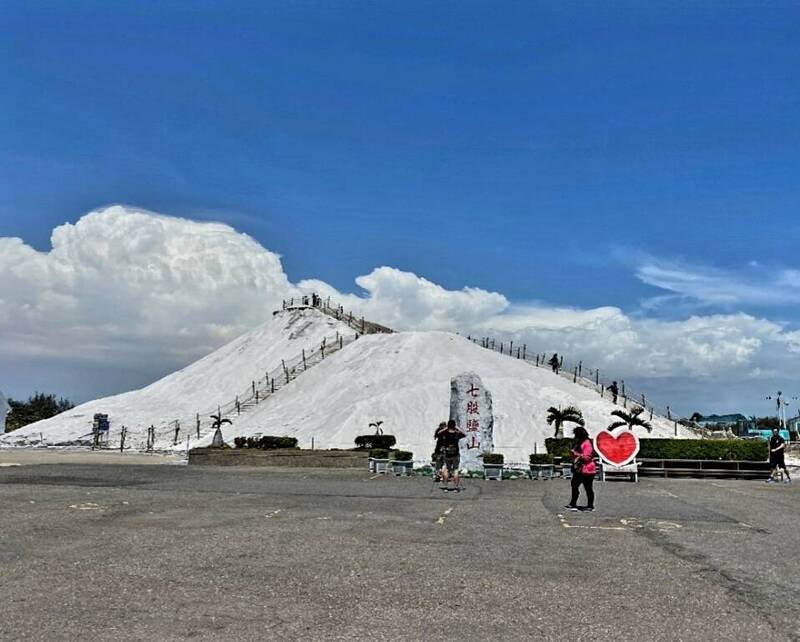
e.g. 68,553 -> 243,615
565,426 -> 596,512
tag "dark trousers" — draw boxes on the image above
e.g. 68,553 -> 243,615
570,473 -> 595,508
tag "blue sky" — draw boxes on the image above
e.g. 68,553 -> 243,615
3,2 -> 800,414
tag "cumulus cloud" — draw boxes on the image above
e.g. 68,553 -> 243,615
299,266 -> 508,331
0,205 -> 297,365
3,205 -> 800,413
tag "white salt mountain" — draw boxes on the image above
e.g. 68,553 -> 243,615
0,308 -> 354,450
1,307 -> 695,461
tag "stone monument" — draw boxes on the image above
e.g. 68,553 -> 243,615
449,372 -> 494,470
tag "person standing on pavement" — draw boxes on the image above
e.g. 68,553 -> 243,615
565,426 -> 597,512
432,422 -> 447,482
767,427 -> 792,484
440,420 -> 466,491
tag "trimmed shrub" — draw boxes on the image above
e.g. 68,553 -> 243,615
639,439 -> 767,461
233,435 -> 298,450
529,453 -> 553,465
393,450 -> 413,461
369,448 -> 390,459
483,453 -> 504,465
257,436 -> 298,450
544,438 -> 573,458
354,435 -> 397,450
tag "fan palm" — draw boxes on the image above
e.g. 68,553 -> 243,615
210,413 -> 232,430
546,405 -> 585,438
608,406 -> 652,433
369,420 -> 384,435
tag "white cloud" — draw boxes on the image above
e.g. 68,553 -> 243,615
0,205 -> 296,365
3,205 -> 800,414
636,258 -> 800,307
300,266 -> 508,331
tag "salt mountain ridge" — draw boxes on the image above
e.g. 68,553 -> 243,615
1,300 -> 694,462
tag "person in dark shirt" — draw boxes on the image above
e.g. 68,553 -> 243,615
607,381 -> 619,404
432,422 -> 447,482
440,420 -> 466,491
549,353 -> 560,374
766,427 -> 791,484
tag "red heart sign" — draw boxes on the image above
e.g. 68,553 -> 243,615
594,430 -> 640,466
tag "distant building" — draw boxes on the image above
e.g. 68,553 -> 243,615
693,413 -> 749,427
693,413 -> 751,435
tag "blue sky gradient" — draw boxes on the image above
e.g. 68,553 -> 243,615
3,2 -> 800,413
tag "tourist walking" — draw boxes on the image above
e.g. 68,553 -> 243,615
766,427 -> 792,483
549,353 -> 560,374
439,420 -> 466,491
432,421 -> 447,482
607,381 -> 619,404
565,426 -> 597,511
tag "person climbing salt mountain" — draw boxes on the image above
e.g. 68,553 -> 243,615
549,353 -> 560,374
607,381 -> 619,404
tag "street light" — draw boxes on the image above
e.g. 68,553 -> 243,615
765,391 -> 796,429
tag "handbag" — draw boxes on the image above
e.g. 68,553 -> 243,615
571,443 -> 585,474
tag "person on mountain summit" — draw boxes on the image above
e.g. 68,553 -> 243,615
549,353 -> 560,374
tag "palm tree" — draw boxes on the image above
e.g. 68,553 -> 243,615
209,413 -> 232,447
369,420 -> 384,436
608,406 -> 652,433
546,405 -> 585,438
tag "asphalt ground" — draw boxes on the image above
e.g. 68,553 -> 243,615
0,459 -> 798,641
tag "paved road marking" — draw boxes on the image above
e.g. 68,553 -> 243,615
557,513 -> 627,531
265,509 -> 282,518
0,463 -> 21,467
69,502 -> 104,511
436,506 -> 455,525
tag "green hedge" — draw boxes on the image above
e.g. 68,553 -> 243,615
393,450 -> 413,461
639,439 -> 767,461
233,435 -> 298,450
545,436 -> 768,461
529,453 -> 553,464
544,438 -> 573,458
355,435 -> 397,450
483,453 -> 504,465
369,448 -> 390,459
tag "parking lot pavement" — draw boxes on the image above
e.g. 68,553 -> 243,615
0,464 -> 798,641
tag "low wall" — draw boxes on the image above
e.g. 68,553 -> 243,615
189,448 -> 368,468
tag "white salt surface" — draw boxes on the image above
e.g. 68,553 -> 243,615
1,309 -> 352,450
2,308 -> 694,461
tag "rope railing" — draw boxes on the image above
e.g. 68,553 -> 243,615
465,335 -> 694,436
282,293 -> 395,335
99,327 -> 361,452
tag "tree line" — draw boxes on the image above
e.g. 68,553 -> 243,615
4,393 -> 74,433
